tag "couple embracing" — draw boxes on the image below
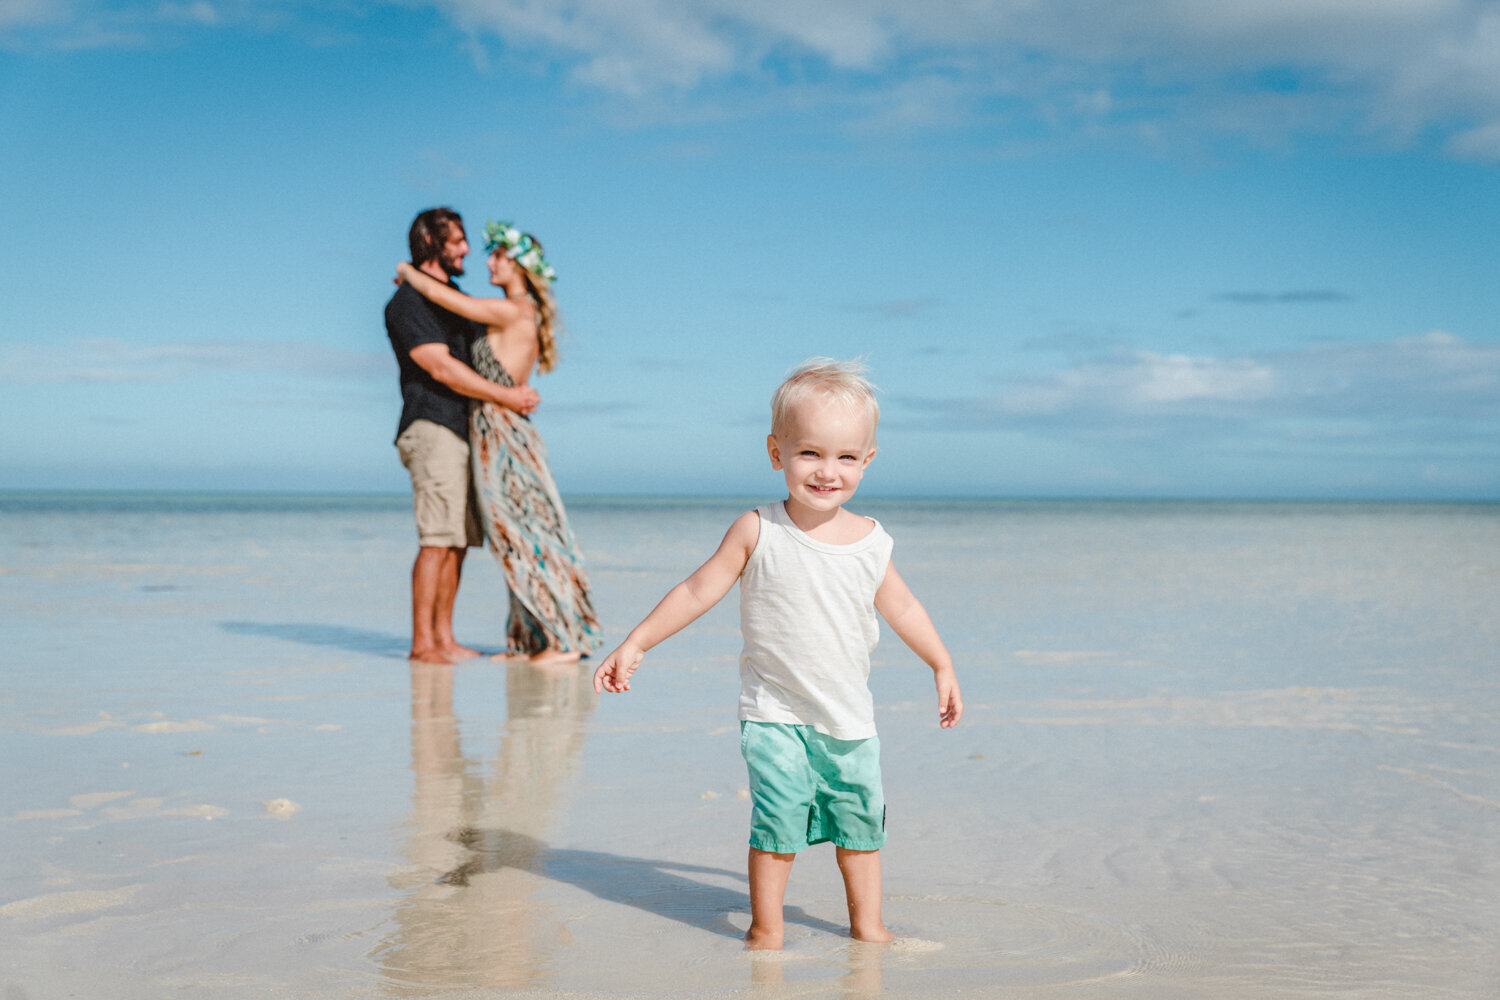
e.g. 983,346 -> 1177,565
385,207 -> 601,665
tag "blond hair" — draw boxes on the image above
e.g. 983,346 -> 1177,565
521,269 -> 560,374
770,357 -> 880,439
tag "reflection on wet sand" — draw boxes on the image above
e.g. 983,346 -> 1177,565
750,941 -> 885,996
374,660 -> 597,992
373,661 -> 860,994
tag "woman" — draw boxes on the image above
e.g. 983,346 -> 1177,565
397,221 -> 602,663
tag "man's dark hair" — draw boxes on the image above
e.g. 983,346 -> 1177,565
408,208 -> 464,268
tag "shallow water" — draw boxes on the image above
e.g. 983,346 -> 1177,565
1,494 -> 1497,998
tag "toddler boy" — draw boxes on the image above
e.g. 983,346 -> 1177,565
593,357 -> 962,949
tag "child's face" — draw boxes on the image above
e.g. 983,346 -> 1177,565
767,394 -> 877,513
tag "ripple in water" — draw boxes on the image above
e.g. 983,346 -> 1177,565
882,894 -> 1169,987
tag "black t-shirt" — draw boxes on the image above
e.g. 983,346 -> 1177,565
384,281 -> 483,442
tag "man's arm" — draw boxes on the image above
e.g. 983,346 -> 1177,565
408,343 -> 539,414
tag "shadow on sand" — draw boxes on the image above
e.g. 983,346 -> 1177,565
441,827 -> 845,941
220,620 -> 410,657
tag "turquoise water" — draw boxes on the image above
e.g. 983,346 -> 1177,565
1,493 -> 1497,998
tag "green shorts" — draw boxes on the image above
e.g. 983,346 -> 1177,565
740,721 -> 886,854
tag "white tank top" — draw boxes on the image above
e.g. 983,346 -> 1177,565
737,502 -> 894,740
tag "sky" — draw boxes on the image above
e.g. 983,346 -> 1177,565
2,1 -> 1498,500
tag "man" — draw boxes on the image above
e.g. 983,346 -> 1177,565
386,207 -> 540,663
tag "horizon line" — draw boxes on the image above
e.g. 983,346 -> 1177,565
1,488 -> 1495,506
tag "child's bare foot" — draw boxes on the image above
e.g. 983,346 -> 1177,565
743,926 -> 784,950
850,924 -> 894,944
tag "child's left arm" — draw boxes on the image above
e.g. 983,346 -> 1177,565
875,562 -> 963,728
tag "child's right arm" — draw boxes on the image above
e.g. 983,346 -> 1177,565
593,510 -> 760,694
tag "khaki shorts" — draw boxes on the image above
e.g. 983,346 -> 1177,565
396,420 -> 483,549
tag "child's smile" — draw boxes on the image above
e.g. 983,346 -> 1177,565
768,394 -> 877,517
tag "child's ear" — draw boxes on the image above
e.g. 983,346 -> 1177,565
862,445 -> 877,469
767,434 -> 783,470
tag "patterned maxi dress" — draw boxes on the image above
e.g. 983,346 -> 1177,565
469,335 -> 603,656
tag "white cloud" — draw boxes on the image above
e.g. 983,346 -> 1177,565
0,338 -> 389,384
1285,330 -> 1500,416
997,350 -> 1277,416
438,0 -> 737,94
7,1 -> 1500,157
159,2 -> 218,26
1,0 -> 289,49
936,330 -> 1500,429
424,0 -> 1500,155
1134,353 -> 1277,405
1448,120 -> 1500,159
0,0 -> 62,29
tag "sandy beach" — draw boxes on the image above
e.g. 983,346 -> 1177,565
2,494 -> 1497,998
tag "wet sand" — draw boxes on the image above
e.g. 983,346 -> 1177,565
1,495 -> 1497,997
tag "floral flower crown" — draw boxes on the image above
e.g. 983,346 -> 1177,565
483,220 -> 557,284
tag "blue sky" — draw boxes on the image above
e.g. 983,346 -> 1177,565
2,1 -> 1498,499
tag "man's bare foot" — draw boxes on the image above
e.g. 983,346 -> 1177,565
743,926 -> 784,950
441,643 -> 480,660
528,649 -> 583,666
409,646 -> 456,664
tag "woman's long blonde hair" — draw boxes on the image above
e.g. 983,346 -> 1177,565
521,270 -> 559,374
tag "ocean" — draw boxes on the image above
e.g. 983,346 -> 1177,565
1,493 -> 1496,998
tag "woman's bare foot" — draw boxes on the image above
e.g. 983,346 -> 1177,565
528,649 -> 583,666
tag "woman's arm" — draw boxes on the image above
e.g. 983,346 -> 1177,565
594,511 -> 761,693
397,261 -> 521,328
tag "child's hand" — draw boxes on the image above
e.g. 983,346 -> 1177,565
935,667 -> 962,728
593,643 -> 644,694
